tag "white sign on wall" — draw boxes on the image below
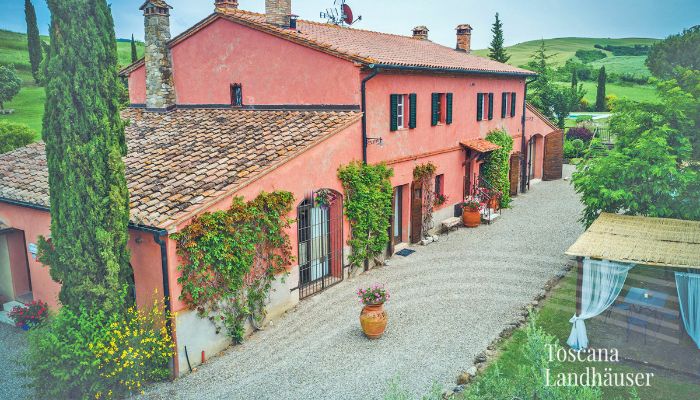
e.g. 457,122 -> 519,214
28,243 -> 38,260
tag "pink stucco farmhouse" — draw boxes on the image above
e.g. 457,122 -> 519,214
0,0 -> 562,376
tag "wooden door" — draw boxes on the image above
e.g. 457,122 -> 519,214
509,153 -> 520,196
410,182 -> 423,244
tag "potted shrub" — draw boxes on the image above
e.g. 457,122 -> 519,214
461,196 -> 482,228
486,188 -> 502,210
357,284 -> 389,339
9,300 -> 48,331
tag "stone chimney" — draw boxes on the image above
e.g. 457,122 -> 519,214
266,0 -> 292,28
140,0 -> 176,111
412,26 -> 429,40
215,0 -> 239,12
456,24 -> 473,52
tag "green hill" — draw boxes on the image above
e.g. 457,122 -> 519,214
0,29 -> 144,135
473,37 -> 660,70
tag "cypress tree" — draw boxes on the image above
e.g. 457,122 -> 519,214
39,0 -> 131,313
131,34 -> 138,62
595,66 -> 607,112
571,67 -> 578,90
487,13 -> 510,63
24,0 -> 43,84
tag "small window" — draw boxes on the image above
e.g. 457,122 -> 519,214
396,95 -> 405,129
432,93 -> 451,125
231,83 -> 243,107
435,174 -> 444,196
477,92 -> 494,121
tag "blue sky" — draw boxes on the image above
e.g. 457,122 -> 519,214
1,0 -> 699,49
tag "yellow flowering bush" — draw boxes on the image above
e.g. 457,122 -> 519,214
26,296 -> 174,399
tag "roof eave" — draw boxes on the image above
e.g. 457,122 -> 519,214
367,63 -> 537,78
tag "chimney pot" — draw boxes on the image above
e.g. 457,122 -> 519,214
266,0 -> 292,28
140,0 -> 176,111
456,24 -> 473,52
215,0 -> 239,12
412,25 -> 429,41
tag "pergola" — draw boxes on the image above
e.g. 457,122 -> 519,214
564,213 -> 700,350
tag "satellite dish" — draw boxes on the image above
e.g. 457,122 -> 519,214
342,4 -> 354,25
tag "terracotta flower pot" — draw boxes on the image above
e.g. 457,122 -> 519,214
360,302 -> 387,339
462,208 -> 481,228
489,197 -> 499,210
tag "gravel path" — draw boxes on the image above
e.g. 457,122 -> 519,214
146,166 -> 582,400
0,323 -> 30,400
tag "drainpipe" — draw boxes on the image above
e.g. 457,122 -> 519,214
361,66 -> 379,164
152,230 -> 172,329
520,77 -> 538,194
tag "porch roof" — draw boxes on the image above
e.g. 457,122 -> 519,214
460,139 -> 501,153
565,213 -> 700,270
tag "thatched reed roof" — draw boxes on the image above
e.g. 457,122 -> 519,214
565,213 -> 700,270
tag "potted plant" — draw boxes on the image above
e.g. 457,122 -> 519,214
357,284 -> 390,339
9,300 -> 48,331
434,192 -> 449,207
487,188 -> 502,210
462,196 -> 482,228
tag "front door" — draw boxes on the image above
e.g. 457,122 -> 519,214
392,186 -> 403,245
0,235 -> 14,302
410,182 -> 423,244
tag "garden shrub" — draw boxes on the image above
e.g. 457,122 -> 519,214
566,126 -> 594,143
413,163 -> 437,239
0,120 -> 35,154
575,49 -> 607,64
174,191 -> 293,342
564,138 -> 586,159
483,130 -> 514,207
26,298 -> 173,399
338,162 -> 393,270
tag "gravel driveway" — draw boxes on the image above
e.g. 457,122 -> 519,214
146,166 -> 582,400
0,323 -> 30,400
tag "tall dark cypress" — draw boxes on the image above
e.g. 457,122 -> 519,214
131,34 -> 138,62
39,0 -> 131,313
595,66 -> 607,112
487,13 -> 510,63
24,0 -> 43,84
571,67 -> 578,90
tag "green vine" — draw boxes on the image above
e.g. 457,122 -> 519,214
413,162 -> 437,238
483,129 -> 515,207
337,162 -> 394,271
173,191 -> 294,343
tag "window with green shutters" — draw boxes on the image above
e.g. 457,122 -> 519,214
446,93 -> 453,124
476,93 -> 484,121
501,93 -> 508,118
409,93 -> 417,128
511,93 -> 517,117
488,93 -> 494,120
431,93 -> 440,126
390,94 -> 399,131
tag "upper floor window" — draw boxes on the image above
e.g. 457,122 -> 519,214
477,92 -> 494,121
390,94 -> 417,131
231,83 -> 243,107
431,93 -> 453,126
501,92 -> 517,118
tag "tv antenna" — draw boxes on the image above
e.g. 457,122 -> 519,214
320,0 -> 362,26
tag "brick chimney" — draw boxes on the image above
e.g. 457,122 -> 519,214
140,0 -> 176,111
266,0 -> 292,28
456,24 -> 473,52
215,0 -> 239,12
412,26 -> 429,40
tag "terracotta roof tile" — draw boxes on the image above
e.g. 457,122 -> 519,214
0,108 -> 361,229
460,139 -> 501,153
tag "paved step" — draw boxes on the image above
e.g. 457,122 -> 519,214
0,310 -> 14,326
3,301 -> 25,313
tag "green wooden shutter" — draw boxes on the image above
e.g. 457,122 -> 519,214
501,93 -> 508,118
488,93 -> 494,120
431,93 -> 439,126
476,93 -> 483,121
511,93 -> 517,117
390,94 -> 398,131
446,93 -> 453,124
409,93 -> 417,129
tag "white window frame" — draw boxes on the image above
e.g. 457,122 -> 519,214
396,95 -> 405,129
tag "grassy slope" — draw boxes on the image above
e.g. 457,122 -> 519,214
0,29 -> 144,137
589,56 -> 651,77
473,37 -> 660,69
467,270 -> 700,399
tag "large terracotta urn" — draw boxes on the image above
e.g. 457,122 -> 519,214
462,207 -> 481,228
360,303 -> 388,339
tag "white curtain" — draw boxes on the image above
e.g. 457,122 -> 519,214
567,258 -> 634,350
675,272 -> 700,349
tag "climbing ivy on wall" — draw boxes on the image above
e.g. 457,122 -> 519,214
337,162 -> 394,271
173,191 -> 294,343
483,129 -> 515,207
413,162 -> 437,239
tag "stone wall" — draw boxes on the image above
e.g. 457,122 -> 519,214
145,14 -> 176,110
543,130 -> 563,181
